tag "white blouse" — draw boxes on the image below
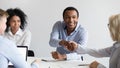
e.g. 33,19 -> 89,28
4,28 -> 31,48
76,42 -> 120,68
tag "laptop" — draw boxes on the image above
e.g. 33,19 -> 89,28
8,46 -> 28,67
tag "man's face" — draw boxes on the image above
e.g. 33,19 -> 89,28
63,10 -> 78,30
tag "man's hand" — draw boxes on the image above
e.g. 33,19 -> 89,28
65,41 -> 78,51
59,40 -> 70,47
89,61 -> 99,68
51,51 -> 67,60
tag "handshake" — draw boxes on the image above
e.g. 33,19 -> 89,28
59,40 -> 78,51
51,40 -> 79,60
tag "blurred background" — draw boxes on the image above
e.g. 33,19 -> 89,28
1,0 -> 120,67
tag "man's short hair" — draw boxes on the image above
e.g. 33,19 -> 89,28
63,6 -> 79,18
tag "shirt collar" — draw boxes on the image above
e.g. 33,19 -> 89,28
63,21 -> 80,31
8,28 -> 23,36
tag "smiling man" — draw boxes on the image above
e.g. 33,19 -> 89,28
49,6 -> 88,60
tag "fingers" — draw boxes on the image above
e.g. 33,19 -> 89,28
34,59 -> 41,63
89,61 -> 99,68
51,51 -> 58,59
60,40 -> 78,51
51,51 -> 66,60
64,41 -> 78,51
66,44 -> 74,51
32,59 -> 41,67
59,40 -> 69,46
64,41 -> 70,47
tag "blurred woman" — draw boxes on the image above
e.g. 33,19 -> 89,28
4,8 -> 31,49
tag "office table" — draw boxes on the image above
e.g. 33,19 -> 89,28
27,57 -> 89,68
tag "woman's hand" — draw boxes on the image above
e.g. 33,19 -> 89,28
89,61 -> 99,68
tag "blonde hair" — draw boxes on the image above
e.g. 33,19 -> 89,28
0,9 -> 8,20
109,14 -> 120,42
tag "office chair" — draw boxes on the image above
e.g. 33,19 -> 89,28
28,50 -> 34,57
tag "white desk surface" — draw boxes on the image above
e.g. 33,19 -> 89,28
27,57 -> 89,68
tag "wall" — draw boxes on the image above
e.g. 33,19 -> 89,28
0,0 -> 120,67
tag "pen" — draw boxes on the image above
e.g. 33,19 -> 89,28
81,56 -> 83,61
78,64 -> 89,66
41,59 -> 48,62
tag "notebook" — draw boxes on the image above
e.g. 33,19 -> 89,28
8,46 -> 28,67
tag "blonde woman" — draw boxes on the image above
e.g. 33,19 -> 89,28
64,14 -> 120,68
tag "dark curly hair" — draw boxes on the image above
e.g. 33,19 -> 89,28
5,8 -> 27,32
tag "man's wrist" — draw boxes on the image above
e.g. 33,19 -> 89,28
62,54 -> 67,60
59,40 -> 66,46
59,40 -> 63,46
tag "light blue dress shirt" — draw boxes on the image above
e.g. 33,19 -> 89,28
0,36 -> 39,68
49,21 -> 88,60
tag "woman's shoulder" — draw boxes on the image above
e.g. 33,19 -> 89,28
22,29 -> 31,36
23,29 -> 31,33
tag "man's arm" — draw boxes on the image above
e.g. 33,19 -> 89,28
49,21 -> 62,47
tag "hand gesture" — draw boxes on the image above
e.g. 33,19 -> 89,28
59,40 -> 70,47
89,61 -> 99,68
65,41 -> 78,51
51,51 -> 66,60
